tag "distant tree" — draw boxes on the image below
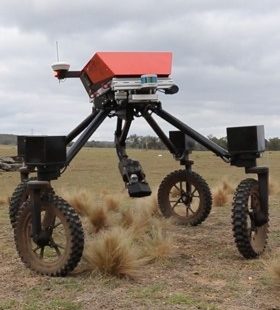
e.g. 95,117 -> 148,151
0,134 -> 17,145
143,136 -> 165,150
267,137 -> 280,150
126,134 -> 165,150
208,135 -> 228,149
85,140 -> 114,148
127,134 -> 141,148
67,134 -> 280,151
193,142 -> 207,151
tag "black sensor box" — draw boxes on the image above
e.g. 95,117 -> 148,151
226,125 -> 265,155
169,131 -> 195,153
18,136 -> 66,166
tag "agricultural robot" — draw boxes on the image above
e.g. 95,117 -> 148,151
9,52 -> 269,276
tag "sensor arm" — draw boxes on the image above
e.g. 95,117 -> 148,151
51,62 -> 81,79
54,70 -> 81,79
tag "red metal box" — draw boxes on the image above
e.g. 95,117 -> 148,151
82,52 -> 172,84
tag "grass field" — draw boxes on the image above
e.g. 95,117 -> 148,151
0,145 -> 279,310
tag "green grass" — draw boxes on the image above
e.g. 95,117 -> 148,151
129,282 -> 167,299
167,293 -> 218,309
22,300 -> 81,310
0,294 -> 82,310
4,283 -> 83,310
0,300 -> 16,310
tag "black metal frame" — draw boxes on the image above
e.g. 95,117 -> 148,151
19,70 -> 269,244
62,104 -> 230,163
66,109 -> 109,165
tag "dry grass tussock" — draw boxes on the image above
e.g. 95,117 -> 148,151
63,189 -> 113,233
213,189 -> 228,207
104,195 -> 121,212
62,188 -> 93,216
134,193 -> 160,217
221,180 -> 234,195
139,218 -> 174,262
212,180 -> 235,207
83,227 -> 146,278
88,206 -> 109,233
65,189 -> 175,278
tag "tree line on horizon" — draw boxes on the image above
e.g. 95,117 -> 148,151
1,133 -> 280,151
86,134 -> 280,151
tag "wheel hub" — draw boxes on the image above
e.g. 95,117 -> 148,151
34,230 -> 52,247
181,193 -> 192,205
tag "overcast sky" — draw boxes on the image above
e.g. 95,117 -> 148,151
1,0 -> 280,141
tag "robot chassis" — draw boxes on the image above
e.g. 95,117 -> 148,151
9,52 -> 269,276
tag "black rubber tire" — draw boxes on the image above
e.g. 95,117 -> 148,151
9,178 -> 53,230
14,194 -> 84,276
9,179 -> 34,229
158,170 -> 212,226
232,178 -> 269,259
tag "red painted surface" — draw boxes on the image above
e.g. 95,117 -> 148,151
82,52 -> 172,84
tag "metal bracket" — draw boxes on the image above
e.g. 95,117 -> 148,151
27,180 -> 50,244
245,166 -> 269,226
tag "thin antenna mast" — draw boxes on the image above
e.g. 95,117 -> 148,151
56,41 -> 60,62
55,41 -> 61,83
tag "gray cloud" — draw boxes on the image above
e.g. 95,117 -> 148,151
0,1 -> 280,140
